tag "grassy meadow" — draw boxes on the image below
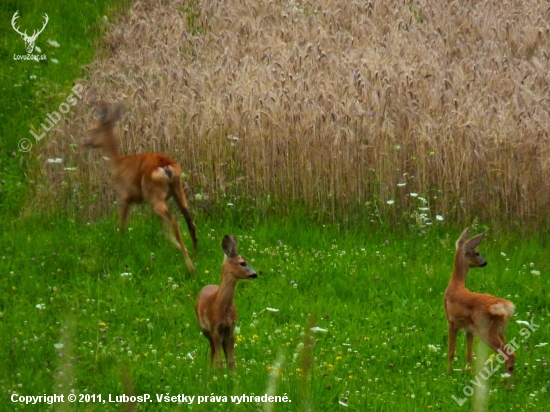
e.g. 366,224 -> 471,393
1,214 -> 549,411
1,0 -> 550,411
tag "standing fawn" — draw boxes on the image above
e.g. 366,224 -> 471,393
83,102 -> 197,274
196,235 -> 257,370
444,228 -> 515,375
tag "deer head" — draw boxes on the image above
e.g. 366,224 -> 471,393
222,235 -> 257,280
455,228 -> 487,268
85,102 -> 123,142
81,102 -> 124,162
12,11 -> 49,54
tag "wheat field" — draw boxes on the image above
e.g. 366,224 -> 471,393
33,0 -> 550,228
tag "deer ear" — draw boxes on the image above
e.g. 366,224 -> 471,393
111,102 -> 123,123
222,235 -> 238,257
465,232 -> 485,251
455,228 -> 470,250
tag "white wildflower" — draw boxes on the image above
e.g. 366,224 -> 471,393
47,39 -> 60,48
310,327 -> 328,333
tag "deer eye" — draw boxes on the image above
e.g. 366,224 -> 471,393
475,252 -> 480,256
239,262 -> 247,267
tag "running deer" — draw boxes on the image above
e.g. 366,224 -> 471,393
196,235 -> 257,370
83,102 -> 197,274
444,228 -> 515,375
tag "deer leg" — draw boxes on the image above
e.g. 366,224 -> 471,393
152,201 -> 195,275
200,330 -> 215,367
466,331 -> 474,370
211,333 -> 223,368
181,207 -> 198,251
225,334 -> 236,371
499,328 -> 506,343
222,339 -> 228,366
173,179 -> 198,250
169,215 -> 195,274
207,334 -> 215,368
448,323 -> 458,374
482,325 -> 515,375
498,329 -> 514,373
118,197 -> 131,229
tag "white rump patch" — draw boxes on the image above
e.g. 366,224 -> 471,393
490,301 -> 515,318
151,167 -> 170,181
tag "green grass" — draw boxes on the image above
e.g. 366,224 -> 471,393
0,0 -> 130,218
0,211 -> 548,411
0,0 -> 130,149
1,2 -> 549,411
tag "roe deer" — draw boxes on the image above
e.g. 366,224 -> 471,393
83,102 -> 197,274
444,228 -> 515,375
196,235 -> 257,370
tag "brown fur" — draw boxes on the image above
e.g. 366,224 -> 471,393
444,228 -> 515,375
195,235 -> 257,370
83,102 -> 197,274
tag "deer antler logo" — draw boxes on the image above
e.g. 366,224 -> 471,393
11,11 -> 49,54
